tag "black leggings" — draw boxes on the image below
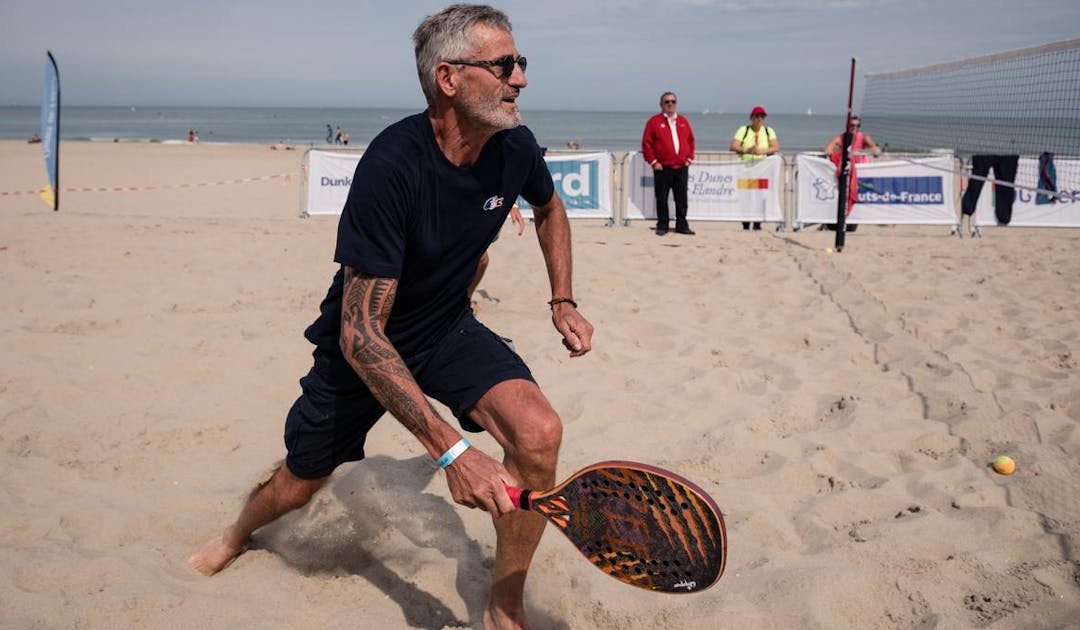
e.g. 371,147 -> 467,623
961,155 -> 1019,225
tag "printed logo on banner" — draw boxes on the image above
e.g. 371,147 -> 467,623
813,177 -> 837,201
321,176 -> 352,187
521,159 -> 598,210
551,160 -> 597,209
737,178 -> 769,190
1015,187 -> 1079,205
691,171 -> 736,199
858,177 -> 944,204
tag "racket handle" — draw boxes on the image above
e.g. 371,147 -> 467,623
505,485 -> 532,510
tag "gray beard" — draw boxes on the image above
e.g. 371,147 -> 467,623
460,92 -> 521,133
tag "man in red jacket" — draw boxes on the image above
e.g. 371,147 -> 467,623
642,91 -> 696,235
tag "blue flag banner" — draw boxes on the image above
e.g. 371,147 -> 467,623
40,51 -> 60,210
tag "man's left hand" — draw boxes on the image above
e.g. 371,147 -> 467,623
551,303 -> 593,357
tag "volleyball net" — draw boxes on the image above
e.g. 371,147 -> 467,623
860,39 -> 1080,216
861,38 -> 1080,157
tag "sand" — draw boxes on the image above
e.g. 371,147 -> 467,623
1,140 -> 1078,629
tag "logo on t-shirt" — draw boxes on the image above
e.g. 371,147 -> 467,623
483,195 -> 505,211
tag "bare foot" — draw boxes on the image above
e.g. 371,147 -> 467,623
483,602 -> 529,630
187,533 -> 246,576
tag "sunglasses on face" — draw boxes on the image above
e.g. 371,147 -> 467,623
446,54 -> 527,78
662,99 -> 677,104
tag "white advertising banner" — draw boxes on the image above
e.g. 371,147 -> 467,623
517,152 -> 614,220
625,153 -> 783,222
973,157 -> 1080,227
304,150 -> 613,221
796,154 -> 956,225
304,149 -> 362,216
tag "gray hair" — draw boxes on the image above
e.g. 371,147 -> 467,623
413,4 -> 513,106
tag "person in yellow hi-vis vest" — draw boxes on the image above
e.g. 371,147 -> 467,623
730,105 -> 779,230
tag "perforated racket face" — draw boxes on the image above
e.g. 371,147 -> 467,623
531,461 -> 726,593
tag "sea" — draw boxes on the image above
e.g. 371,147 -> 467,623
0,106 -> 846,153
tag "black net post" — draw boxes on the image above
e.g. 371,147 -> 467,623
836,58 -> 856,252
835,129 -> 851,249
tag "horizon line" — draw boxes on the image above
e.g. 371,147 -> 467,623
0,103 -> 848,116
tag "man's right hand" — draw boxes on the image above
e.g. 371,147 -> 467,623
443,447 -> 518,516
652,163 -> 663,171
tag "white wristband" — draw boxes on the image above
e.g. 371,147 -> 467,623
436,438 -> 470,469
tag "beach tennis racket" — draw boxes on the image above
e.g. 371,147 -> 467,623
506,460 -> 726,593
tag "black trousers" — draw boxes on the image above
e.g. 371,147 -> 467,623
654,166 -> 689,230
961,155 -> 1019,225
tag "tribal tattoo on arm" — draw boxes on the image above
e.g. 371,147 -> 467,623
340,266 -> 436,444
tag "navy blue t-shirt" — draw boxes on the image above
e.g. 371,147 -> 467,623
304,113 -> 554,359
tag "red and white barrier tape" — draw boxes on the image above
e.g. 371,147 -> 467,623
0,172 -> 292,197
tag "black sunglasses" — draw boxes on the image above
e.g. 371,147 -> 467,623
662,99 -> 677,104
446,54 -> 527,78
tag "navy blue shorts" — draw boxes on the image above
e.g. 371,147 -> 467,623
283,311 -> 534,479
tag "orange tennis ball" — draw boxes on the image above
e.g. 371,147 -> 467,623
992,455 -> 1016,475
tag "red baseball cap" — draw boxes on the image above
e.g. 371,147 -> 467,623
750,106 -> 767,117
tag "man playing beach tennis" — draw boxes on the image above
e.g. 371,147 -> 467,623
188,5 -> 593,629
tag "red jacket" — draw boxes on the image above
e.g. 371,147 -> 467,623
642,113 -> 695,169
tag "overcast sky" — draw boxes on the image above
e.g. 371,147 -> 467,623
2,0 -> 1077,114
